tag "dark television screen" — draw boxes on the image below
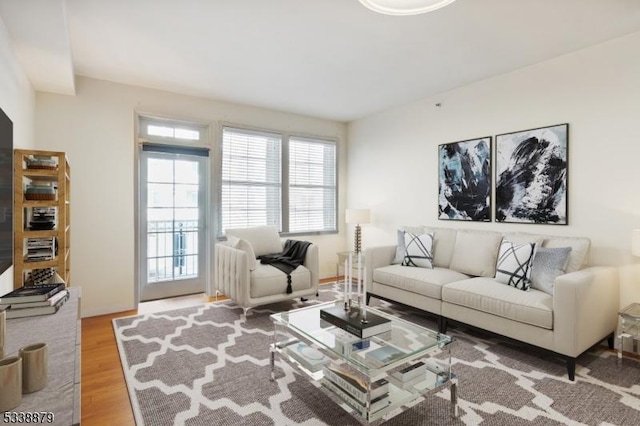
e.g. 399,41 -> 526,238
0,107 -> 13,276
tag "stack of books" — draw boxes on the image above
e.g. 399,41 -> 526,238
26,237 -> 56,262
322,364 -> 390,416
0,283 -> 68,319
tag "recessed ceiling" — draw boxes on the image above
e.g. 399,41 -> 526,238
2,0 -> 640,122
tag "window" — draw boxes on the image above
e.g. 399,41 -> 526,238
219,126 -> 337,236
289,137 -> 336,233
221,127 -> 282,231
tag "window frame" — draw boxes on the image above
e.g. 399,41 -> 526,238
217,123 -> 338,238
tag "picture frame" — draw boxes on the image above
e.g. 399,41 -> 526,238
495,123 -> 568,224
438,137 -> 491,222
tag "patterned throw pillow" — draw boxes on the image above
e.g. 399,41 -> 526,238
402,232 -> 434,268
495,241 -> 536,290
530,247 -> 572,295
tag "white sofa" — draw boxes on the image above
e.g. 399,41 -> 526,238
214,226 -> 319,313
364,226 -> 619,380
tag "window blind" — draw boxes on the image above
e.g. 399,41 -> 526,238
289,137 -> 337,233
221,127 -> 282,233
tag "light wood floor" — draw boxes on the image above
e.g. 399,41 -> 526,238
81,293 -> 223,425
81,282 -> 334,425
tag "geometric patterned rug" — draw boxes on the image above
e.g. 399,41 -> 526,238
113,283 -> 640,425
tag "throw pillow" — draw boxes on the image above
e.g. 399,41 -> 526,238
402,232 -> 434,268
530,246 -> 572,295
226,236 -> 258,270
495,241 -> 536,290
392,230 -> 406,264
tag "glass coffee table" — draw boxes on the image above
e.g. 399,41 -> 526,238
618,303 -> 640,362
270,301 -> 457,423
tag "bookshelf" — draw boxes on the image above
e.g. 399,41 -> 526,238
13,149 -> 71,289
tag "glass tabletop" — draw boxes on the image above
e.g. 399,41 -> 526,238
620,303 -> 640,321
271,301 -> 452,373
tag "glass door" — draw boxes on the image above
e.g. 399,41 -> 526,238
139,146 -> 208,301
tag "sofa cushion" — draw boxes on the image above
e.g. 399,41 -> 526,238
442,277 -> 553,329
422,227 -> 458,268
226,236 -> 257,270
530,246 -> 572,295
495,241 -> 536,290
401,232 -> 434,268
449,230 -> 503,277
250,263 -> 311,298
541,236 -> 589,273
373,264 -> 469,300
226,225 -> 282,257
502,232 -> 544,246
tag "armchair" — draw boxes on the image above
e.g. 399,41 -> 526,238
214,226 -> 319,314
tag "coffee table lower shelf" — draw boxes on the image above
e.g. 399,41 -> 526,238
270,341 -> 458,423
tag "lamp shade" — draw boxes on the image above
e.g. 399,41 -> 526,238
345,209 -> 370,225
359,0 -> 456,16
633,229 -> 640,257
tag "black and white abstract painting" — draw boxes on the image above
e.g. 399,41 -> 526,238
438,137 -> 491,221
495,124 -> 568,224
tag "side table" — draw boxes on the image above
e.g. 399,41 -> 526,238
617,303 -> 640,362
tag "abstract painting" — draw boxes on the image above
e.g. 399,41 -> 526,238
495,124 -> 568,224
438,137 -> 491,221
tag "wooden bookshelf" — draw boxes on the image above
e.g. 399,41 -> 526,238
13,149 -> 71,288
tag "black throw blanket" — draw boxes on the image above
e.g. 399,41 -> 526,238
258,239 -> 312,294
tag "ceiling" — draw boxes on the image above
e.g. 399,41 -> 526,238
2,0 -> 640,122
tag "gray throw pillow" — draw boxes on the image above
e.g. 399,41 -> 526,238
392,230 -> 405,264
530,247 -> 572,295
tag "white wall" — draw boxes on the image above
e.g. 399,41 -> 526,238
35,77 -> 348,317
0,18 -> 35,296
348,30 -> 640,308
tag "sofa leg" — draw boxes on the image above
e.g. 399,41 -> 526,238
566,358 -> 576,381
300,297 -> 308,302
438,317 -> 448,334
365,292 -> 371,305
607,332 -> 615,350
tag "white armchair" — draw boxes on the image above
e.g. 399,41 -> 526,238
214,226 -> 319,314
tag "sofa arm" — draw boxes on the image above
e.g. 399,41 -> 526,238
364,245 -> 396,290
552,266 -> 619,357
214,243 -> 251,305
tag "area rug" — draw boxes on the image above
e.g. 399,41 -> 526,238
113,284 -> 640,425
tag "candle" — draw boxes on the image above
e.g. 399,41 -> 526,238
357,251 -> 362,304
344,258 -> 348,307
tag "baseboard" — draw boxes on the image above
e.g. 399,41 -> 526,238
81,303 -> 136,318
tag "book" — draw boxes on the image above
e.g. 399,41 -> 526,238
323,364 -> 389,403
364,345 -> 406,368
320,305 -> 391,338
0,283 -> 65,304
4,290 -> 68,309
283,342 -> 330,372
391,361 -> 426,382
6,292 -> 68,319
322,378 -> 390,416
330,327 -> 370,356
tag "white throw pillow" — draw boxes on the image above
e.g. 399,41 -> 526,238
226,236 -> 257,270
495,240 -> 536,291
401,232 -> 434,268
225,225 -> 282,257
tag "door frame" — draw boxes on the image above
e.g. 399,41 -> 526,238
134,113 -> 212,306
